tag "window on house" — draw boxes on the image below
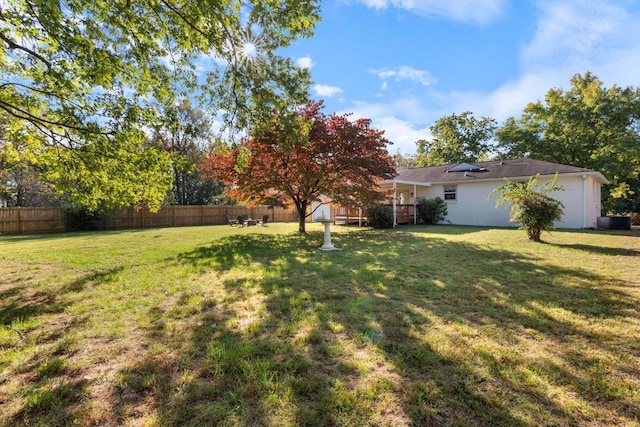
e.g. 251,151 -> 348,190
444,185 -> 457,201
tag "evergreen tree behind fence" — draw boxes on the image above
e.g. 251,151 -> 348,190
0,205 -> 301,235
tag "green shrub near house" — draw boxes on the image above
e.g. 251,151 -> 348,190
489,174 -> 564,242
416,196 -> 448,224
365,205 -> 394,228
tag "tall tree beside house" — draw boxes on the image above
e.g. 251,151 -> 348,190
394,149 -> 417,170
201,100 -> 396,233
0,0 -> 320,212
496,72 -> 640,213
415,111 -> 497,167
149,102 -> 222,205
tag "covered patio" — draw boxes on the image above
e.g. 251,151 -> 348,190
332,178 -> 432,227
379,178 -> 432,226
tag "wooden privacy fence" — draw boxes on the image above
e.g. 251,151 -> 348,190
0,207 -> 66,235
0,205 -> 302,236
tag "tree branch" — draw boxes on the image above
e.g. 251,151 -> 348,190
0,31 -> 52,71
0,100 -> 113,137
157,0 -> 210,39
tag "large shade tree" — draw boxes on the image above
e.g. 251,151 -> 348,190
0,0 -> 320,211
0,111 -> 61,206
415,111 -> 497,167
393,149 -> 417,170
201,100 -> 396,233
149,102 -> 222,205
496,72 -> 640,213
0,160 -> 62,207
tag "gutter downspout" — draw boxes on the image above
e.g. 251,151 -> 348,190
582,174 -> 588,228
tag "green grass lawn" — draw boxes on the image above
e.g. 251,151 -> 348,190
1,223 -> 638,426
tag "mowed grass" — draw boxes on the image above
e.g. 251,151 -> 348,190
0,223 -> 638,427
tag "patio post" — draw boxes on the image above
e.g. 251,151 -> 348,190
413,183 -> 417,224
393,180 -> 397,227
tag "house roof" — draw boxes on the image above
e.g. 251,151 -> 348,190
386,158 -> 609,185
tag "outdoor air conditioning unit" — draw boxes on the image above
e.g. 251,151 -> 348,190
597,216 -> 631,230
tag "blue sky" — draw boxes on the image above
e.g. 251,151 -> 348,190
283,0 -> 640,155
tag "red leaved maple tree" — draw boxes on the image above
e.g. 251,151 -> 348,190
200,100 -> 396,233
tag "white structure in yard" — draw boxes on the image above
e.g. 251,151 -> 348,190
381,158 -> 608,229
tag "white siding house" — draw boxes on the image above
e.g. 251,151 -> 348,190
381,159 -> 608,229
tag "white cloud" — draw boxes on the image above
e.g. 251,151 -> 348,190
522,0 -> 637,75
443,72 -> 566,124
193,50 -> 228,75
347,97 -> 432,123
339,76 -> 545,155
341,98 -> 434,154
484,0 -> 640,114
452,0 -> 640,122
359,0 -> 639,155
372,116 -> 432,154
351,0 -> 506,25
371,66 -> 437,86
311,0 -> 640,157
313,84 -> 344,98
296,56 -> 314,69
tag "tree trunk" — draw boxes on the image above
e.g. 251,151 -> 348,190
528,227 -> 542,242
296,201 -> 307,233
174,169 -> 183,205
298,211 -> 306,233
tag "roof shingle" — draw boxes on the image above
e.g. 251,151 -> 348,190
389,158 -> 608,184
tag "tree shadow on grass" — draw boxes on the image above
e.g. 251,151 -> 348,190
546,242 -> 640,257
5,379 -> 90,427
563,228 -> 640,238
0,288 -> 65,328
1,267 -> 122,427
105,279 -> 342,426
7,228 -> 637,426
160,229 -> 639,425
61,267 -> 124,294
175,232 -> 322,272
0,267 -> 123,326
